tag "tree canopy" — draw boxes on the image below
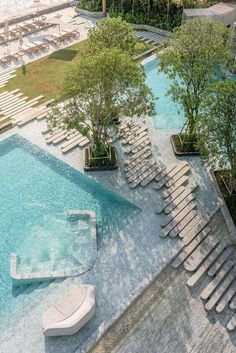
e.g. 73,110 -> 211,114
158,18 -> 233,148
198,80 -> 236,194
49,48 -> 154,152
88,17 -> 137,55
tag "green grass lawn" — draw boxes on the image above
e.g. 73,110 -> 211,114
0,40 -> 154,103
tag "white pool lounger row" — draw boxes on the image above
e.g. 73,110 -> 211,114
43,285 -> 95,336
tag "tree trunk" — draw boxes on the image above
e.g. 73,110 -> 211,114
102,0 -> 107,17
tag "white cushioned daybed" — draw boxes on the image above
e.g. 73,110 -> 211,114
43,284 -> 95,336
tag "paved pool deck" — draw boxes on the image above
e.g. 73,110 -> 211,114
0,116 -> 224,353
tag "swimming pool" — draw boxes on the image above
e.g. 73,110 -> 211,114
143,57 -> 186,131
0,134 -> 140,329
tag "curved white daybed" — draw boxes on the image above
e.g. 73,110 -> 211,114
43,284 -> 95,336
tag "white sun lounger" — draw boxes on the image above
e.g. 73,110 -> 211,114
43,285 -> 95,336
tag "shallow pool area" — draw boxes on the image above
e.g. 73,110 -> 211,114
144,57 -> 186,131
0,134 -> 140,330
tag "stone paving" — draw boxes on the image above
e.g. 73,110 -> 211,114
0,111 -> 223,353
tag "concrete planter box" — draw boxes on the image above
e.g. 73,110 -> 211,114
170,135 -> 200,157
84,146 -> 118,171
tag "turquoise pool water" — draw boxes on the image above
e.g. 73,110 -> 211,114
0,134 -> 139,328
144,58 -> 186,131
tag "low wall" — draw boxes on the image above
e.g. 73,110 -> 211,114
0,1 -> 75,29
75,7 -> 104,19
130,23 -> 171,38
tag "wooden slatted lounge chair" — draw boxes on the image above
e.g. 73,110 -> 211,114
43,285 -> 95,336
208,247 -> 233,277
184,237 -> 219,272
155,162 -> 189,190
156,186 -> 186,214
179,211 -> 212,239
187,242 -> 226,287
32,40 -> 50,51
227,313 -> 236,332
130,163 -> 158,189
162,175 -> 189,198
205,266 -> 236,311
160,196 -> 196,227
164,185 -> 198,214
126,159 -> 150,178
169,210 -> 198,238
215,278 -> 236,313
172,227 -> 212,269
160,202 -> 197,237
165,165 -> 191,188
201,261 -> 234,300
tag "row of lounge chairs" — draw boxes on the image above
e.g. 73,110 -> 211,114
0,29 -> 80,66
0,17 -> 51,43
44,29 -> 80,46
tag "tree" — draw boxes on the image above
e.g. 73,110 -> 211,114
198,80 -> 236,195
158,18 -> 233,151
88,17 -> 137,55
48,48 -> 155,157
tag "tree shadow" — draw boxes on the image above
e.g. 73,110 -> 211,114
48,49 -> 78,62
